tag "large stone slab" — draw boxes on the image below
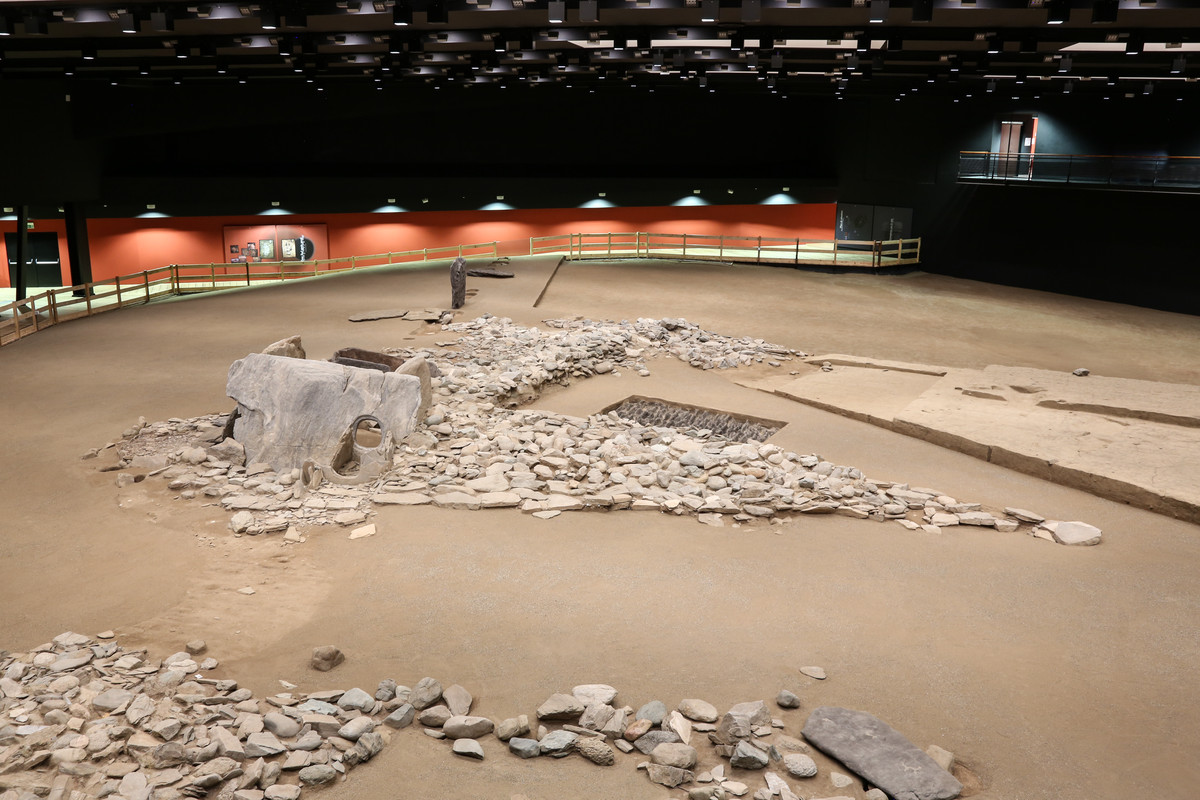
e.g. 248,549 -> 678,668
227,353 -> 422,472
802,707 -> 962,800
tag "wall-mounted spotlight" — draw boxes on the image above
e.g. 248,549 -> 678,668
260,11 -> 276,30
426,3 -> 448,24
1063,81 -> 1073,94
548,0 -> 565,24
986,38 -> 1000,55
579,0 -> 598,23
1143,81 -> 1153,95
1171,55 -> 1185,74
0,17 -> 9,36
1125,36 -> 1142,55
83,46 -> 96,60
911,0 -> 932,23
149,11 -> 171,31
119,12 -> 137,33
770,51 -> 782,70
856,36 -> 869,53
730,36 -> 743,51
741,0 -> 760,24
393,5 -> 412,25
986,80 -> 996,92
700,0 -> 718,23
1058,55 -> 1072,72
869,0 -> 889,24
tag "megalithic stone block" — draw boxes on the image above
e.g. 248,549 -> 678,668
226,353 -> 422,473
450,256 -> 466,309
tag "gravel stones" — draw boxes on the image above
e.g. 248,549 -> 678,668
730,741 -> 769,770
337,687 -> 375,712
410,677 -> 444,710
452,739 -> 485,760
573,684 -> 618,706
509,738 -> 541,759
539,730 -> 578,757
651,743 -> 699,769
443,716 -> 495,739
309,646 -> 345,672
575,736 -> 617,766
678,699 -> 719,723
636,700 -> 668,725
645,763 -> 695,788
443,684 -> 473,716
537,693 -> 585,720
384,704 -> 416,729
783,753 -> 818,778
264,712 -> 302,738
298,764 -> 337,785
496,715 -> 530,741
1050,520 -> 1103,546
776,690 -> 802,709
802,707 -> 963,800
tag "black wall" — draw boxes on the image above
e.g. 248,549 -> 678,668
2,77 -> 1198,314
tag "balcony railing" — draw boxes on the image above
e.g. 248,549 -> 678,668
958,151 -> 1200,190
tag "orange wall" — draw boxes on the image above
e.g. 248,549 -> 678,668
2,203 -> 835,287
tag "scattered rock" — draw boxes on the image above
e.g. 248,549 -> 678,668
575,735 -> 616,766
452,739 -> 485,760
310,645 -> 345,672
537,693 -> 586,720
678,698 -> 719,723
776,690 -> 801,709
783,752 -> 818,777
730,740 -> 769,770
799,666 -> 827,680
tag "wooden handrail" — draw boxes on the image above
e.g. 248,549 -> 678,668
2,231 -> 920,348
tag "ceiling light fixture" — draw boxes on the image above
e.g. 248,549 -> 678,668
869,0 -> 889,24
548,0 -> 565,24
700,0 -> 718,23
393,5 -> 411,25
119,12 -> 137,33
1047,0 -> 1069,25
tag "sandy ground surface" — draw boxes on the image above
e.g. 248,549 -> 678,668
2,257 -> 1199,800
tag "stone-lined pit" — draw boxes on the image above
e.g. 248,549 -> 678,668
603,395 -> 785,444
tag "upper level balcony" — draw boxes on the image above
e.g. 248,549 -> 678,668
957,152 -> 1200,193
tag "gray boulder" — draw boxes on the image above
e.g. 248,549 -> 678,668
226,353 -> 422,472
730,740 -> 768,770
443,715 -> 495,739
802,707 -> 963,800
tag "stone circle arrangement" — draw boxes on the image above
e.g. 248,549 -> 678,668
0,635 -> 965,800
93,314 -> 1100,546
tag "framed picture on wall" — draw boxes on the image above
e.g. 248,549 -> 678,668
258,238 -> 275,260
281,238 -> 297,259
230,244 -> 240,254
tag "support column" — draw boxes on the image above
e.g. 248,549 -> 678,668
14,206 -> 30,302
64,202 -> 93,294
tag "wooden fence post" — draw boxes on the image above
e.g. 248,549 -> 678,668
245,264 -> 251,286
143,271 -> 150,302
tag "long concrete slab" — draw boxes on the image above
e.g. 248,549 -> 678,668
744,357 -> 1200,523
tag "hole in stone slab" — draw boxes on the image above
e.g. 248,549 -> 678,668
602,395 -> 785,442
352,416 -> 384,449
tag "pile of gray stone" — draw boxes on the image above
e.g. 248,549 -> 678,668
1,635 -> 963,800
94,315 -> 1101,546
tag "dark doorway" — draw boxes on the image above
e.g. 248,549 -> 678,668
6,232 -> 63,288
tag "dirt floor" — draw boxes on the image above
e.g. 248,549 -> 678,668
2,256 -> 1199,800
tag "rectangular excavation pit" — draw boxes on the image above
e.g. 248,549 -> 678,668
602,395 -> 786,442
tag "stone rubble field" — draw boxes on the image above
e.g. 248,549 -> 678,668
0,635 -> 964,800
93,315 -> 1101,547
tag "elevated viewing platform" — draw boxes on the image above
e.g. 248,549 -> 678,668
958,151 -> 1200,192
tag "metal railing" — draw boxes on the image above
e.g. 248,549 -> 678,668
529,231 -> 921,268
958,151 -> 1200,190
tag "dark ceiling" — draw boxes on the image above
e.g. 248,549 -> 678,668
0,1 -> 1198,99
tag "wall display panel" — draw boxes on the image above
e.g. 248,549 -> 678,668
222,224 -> 327,265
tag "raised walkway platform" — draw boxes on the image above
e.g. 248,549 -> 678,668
740,357 -> 1200,524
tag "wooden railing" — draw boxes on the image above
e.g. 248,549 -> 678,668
0,240 -> 500,347
529,231 -> 921,268
1,231 -> 922,348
